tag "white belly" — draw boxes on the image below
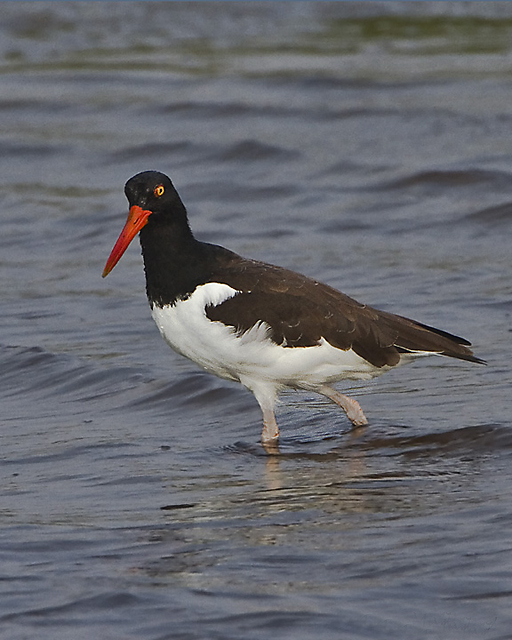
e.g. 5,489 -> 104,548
150,282 -> 386,390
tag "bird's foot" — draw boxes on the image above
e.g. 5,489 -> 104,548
318,386 -> 368,427
342,396 -> 368,427
261,418 -> 279,444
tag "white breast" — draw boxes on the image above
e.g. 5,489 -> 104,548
150,282 -> 387,391
151,283 -> 245,382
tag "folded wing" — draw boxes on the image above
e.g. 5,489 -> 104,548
205,254 -> 485,368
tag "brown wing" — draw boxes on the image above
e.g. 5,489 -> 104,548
205,254 -> 484,368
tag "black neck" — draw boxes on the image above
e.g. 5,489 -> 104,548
139,208 -> 231,308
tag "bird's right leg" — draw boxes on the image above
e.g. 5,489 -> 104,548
317,385 -> 368,427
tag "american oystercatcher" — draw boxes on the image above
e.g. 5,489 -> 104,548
102,171 -> 484,444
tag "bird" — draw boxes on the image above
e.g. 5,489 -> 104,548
102,170 -> 484,445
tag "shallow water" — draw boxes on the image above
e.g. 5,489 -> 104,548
1,2 -> 512,639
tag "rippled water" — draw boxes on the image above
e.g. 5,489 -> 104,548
1,3 -> 512,639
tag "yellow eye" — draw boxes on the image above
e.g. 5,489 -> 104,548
154,185 -> 165,197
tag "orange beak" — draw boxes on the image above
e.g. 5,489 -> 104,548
102,205 -> 152,277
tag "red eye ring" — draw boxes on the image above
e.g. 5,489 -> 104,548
154,185 -> 165,197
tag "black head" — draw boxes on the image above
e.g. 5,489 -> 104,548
124,170 -> 183,215
102,170 -> 191,277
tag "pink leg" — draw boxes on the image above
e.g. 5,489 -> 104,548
261,406 -> 279,443
318,385 -> 368,427
242,378 -> 280,443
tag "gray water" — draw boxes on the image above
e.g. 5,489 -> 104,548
1,2 -> 512,639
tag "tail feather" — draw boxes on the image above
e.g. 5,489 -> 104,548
379,311 -> 486,365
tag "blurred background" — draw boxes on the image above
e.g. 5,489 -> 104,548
1,3 -> 511,639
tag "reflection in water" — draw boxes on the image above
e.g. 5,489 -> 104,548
150,422 -> 507,607
234,421 -> 508,528
263,423 -> 369,493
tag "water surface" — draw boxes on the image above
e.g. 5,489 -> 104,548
1,3 -> 511,639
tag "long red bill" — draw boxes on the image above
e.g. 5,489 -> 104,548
102,205 -> 152,277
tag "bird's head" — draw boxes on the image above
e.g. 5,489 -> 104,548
102,171 -> 183,277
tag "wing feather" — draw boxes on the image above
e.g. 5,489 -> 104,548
204,252 -> 484,367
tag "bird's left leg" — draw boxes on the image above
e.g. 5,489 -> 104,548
261,406 -> 279,443
317,385 -> 368,427
241,378 -> 280,443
